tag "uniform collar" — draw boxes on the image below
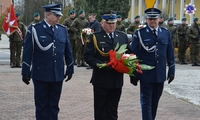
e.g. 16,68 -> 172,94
44,19 -> 51,27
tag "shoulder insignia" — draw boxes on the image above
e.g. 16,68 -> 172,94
160,26 -> 168,30
57,24 -> 65,28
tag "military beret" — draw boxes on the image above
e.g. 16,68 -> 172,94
101,10 -> 117,23
134,15 -> 140,19
78,10 -> 84,15
69,10 -> 75,15
145,8 -> 161,18
159,15 -> 163,18
117,15 -> 122,18
194,18 -> 198,22
42,4 -> 63,16
16,12 -> 20,17
168,17 -> 173,21
33,12 -> 40,17
182,17 -> 187,21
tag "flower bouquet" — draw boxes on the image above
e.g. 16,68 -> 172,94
81,28 -> 94,45
97,43 -> 154,76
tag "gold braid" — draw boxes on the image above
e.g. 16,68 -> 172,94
93,34 -> 109,56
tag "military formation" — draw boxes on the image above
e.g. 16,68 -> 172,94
160,17 -> 200,66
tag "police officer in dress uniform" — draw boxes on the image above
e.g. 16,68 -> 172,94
130,8 -> 175,120
84,10 -> 129,120
21,4 -> 74,120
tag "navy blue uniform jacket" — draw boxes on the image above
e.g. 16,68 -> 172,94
130,26 -> 175,83
22,20 -> 74,82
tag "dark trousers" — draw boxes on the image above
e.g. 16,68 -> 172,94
33,80 -> 63,120
140,81 -> 164,120
93,86 -> 122,120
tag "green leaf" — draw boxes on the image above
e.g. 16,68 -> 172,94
140,64 -> 155,70
115,42 -> 119,50
117,44 -> 127,54
116,53 -> 121,60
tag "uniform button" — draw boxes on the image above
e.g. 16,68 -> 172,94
54,60 -> 56,62
157,55 -> 159,57
54,53 -> 56,55
157,49 -> 158,50
157,61 -> 159,63
53,40 -> 55,42
54,46 -> 56,48
38,67 -> 40,69
156,42 -> 158,44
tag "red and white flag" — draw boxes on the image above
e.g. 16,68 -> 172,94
2,4 -> 18,36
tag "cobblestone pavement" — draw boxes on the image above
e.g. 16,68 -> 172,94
0,65 -> 200,120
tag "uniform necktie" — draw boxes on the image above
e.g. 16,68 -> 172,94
153,29 -> 157,37
50,26 -> 54,33
109,33 -> 114,49
109,33 -> 113,40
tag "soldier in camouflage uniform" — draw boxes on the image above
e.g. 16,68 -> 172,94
127,15 -> 140,34
71,10 -> 89,67
159,15 -> 166,27
166,18 -> 177,47
62,10 -> 77,64
116,15 -> 125,32
30,12 -> 40,25
176,18 -> 189,64
9,12 -> 26,68
187,18 -> 200,66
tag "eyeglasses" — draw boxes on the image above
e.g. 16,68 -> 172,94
51,12 -> 62,18
148,18 -> 158,20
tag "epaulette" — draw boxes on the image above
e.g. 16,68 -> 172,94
93,31 -> 101,35
115,30 -> 126,35
57,24 -> 66,28
160,26 -> 168,30
32,22 -> 41,27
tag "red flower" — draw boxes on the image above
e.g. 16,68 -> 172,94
97,43 -> 154,76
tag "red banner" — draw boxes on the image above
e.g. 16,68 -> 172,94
2,4 -> 18,36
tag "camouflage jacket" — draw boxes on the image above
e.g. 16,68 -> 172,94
127,22 -> 140,34
176,24 -> 189,39
70,16 -> 89,36
166,24 -> 177,40
62,17 -> 76,39
9,21 -> 26,41
187,23 -> 200,44
116,21 -> 125,32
